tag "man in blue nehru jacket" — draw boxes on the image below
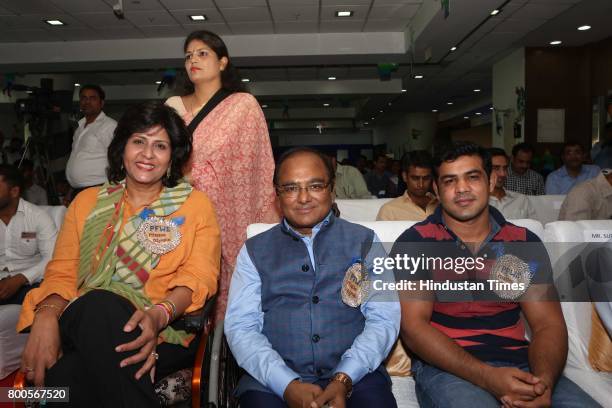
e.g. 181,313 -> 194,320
225,147 -> 400,408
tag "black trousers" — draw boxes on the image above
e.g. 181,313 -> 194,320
45,290 -> 199,408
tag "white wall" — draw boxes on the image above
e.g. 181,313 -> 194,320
371,112 -> 437,158
492,47 -> 525,152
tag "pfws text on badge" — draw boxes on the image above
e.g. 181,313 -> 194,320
373,254 -> 487,275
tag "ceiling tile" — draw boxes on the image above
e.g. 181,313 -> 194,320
0,0 -> 62,14
320,5 -> 370,19
322,0 -> 372,5
228,21 -> 273,34
125,10 -> 177,26
96,26 -> 145,39
220,7 -> 271,23
169,8 -> 224,24
54,28 -> 105,41
104,0 -> 164,11
140,25 -> 188,37
48,0 -> 111,13
219,0 -> 267,6
271,5 -> 319,21
159,0 -> 215,9
276,20 -> 318,33
183,22 -> 231,35
369,3 -> 419,19
288,67 -> 318,80
268,0 -> 318,5
494,17 -> 547,33
73,12 -> 135,28
0,5 -> 14,15
509,2 -> 573,21
372,0 -> 423,4
254,68 -> 288,81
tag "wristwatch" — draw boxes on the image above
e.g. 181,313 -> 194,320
330,372 -> 353,398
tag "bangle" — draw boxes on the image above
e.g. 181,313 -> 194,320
34,303 -> 63,318
154,304 -> 170,328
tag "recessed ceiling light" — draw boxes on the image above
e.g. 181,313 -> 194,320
261,104 -> 268,108
549,40 -> 562,45
189,15 -> 207,21
473,89 -> 481,92
432,109 -> 438,113
241,78 -> 250,82
475,112 -> 482,115
45,19 -> 65,26
490,9 -> 500,16
379,110 -> 383,113
388,102 -> 392,106
336,10 -> 353,17
364,121 -> 369,125
323,103 -> 330,107
155,80 -> 162,84
328,76 -> 337,81
26,90 -> 33,94
74,83 -> 80,87
490,107 -> 494,110
447,102 -> 453,105
464,116 -> 469,119
577,25 -> 591,31
401,89 -> 407,92
450,46 -> 457,52
371,117 -> 375,120
414,75 -> 424,79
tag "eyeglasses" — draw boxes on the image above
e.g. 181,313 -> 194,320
184,49 -> 210,61
276,182 -> 331,197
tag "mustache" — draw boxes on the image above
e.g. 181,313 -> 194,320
453,193 -> 476,203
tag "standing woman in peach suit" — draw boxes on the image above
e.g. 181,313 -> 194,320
166,30 -> 278,321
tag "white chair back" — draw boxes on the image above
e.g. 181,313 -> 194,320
39,205 -> 67,229
527,194 -> 565,224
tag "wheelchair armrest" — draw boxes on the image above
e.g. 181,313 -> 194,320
182,294 -> 217,333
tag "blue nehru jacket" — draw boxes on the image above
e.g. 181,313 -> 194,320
225,212 -> 400,399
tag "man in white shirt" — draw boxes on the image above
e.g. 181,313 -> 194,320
65,84 -> 117,191
488,148 -> 536,219
0,165 -> 57,378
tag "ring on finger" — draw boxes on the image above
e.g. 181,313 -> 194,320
151,352 -> 159,360
24,366 -> 34,372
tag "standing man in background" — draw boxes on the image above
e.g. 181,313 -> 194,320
65,84 -> 116,194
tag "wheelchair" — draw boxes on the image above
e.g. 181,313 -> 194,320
14,295 -> 242,408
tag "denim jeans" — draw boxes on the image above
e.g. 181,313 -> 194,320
412,359 -> 601,408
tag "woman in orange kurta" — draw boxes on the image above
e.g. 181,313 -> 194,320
166,30 -> 278,320
19,102 -> 220,406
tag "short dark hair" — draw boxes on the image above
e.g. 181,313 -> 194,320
561,142 -> 583,154
511,142 -> 534,157
183,30 -> 245,93
107,101 -> 192,187
433,141 -> 491,181
79,84 -> 106,100
273,147 -> 335,189
401,150 -> 433,173
488,147 -> 508,159
0,164 -> 25,195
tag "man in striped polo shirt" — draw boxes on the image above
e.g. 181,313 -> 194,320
394,142 -> 597,407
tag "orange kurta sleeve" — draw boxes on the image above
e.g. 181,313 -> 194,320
17,188 -> 99,332
164,190 -> 220,312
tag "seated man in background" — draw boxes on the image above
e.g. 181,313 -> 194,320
377,150 -> 437,221
488,148 -> 537,219
365,154 -> 395,198
225,147 -> 399,408
328,154 -> 372,199
0,165 -> 57,378
559,168 -> 612,221
18,160 -> 48,206
505,143 -> 545,195
545,143 -> 599,195
395,142 -> 597,407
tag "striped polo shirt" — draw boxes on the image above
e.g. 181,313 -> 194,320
392,206 -> 552,363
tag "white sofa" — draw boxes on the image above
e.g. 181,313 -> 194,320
335,195 -> 565,225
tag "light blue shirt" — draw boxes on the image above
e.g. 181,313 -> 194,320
545,164 -> 600,195
224,215 -> 400,399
